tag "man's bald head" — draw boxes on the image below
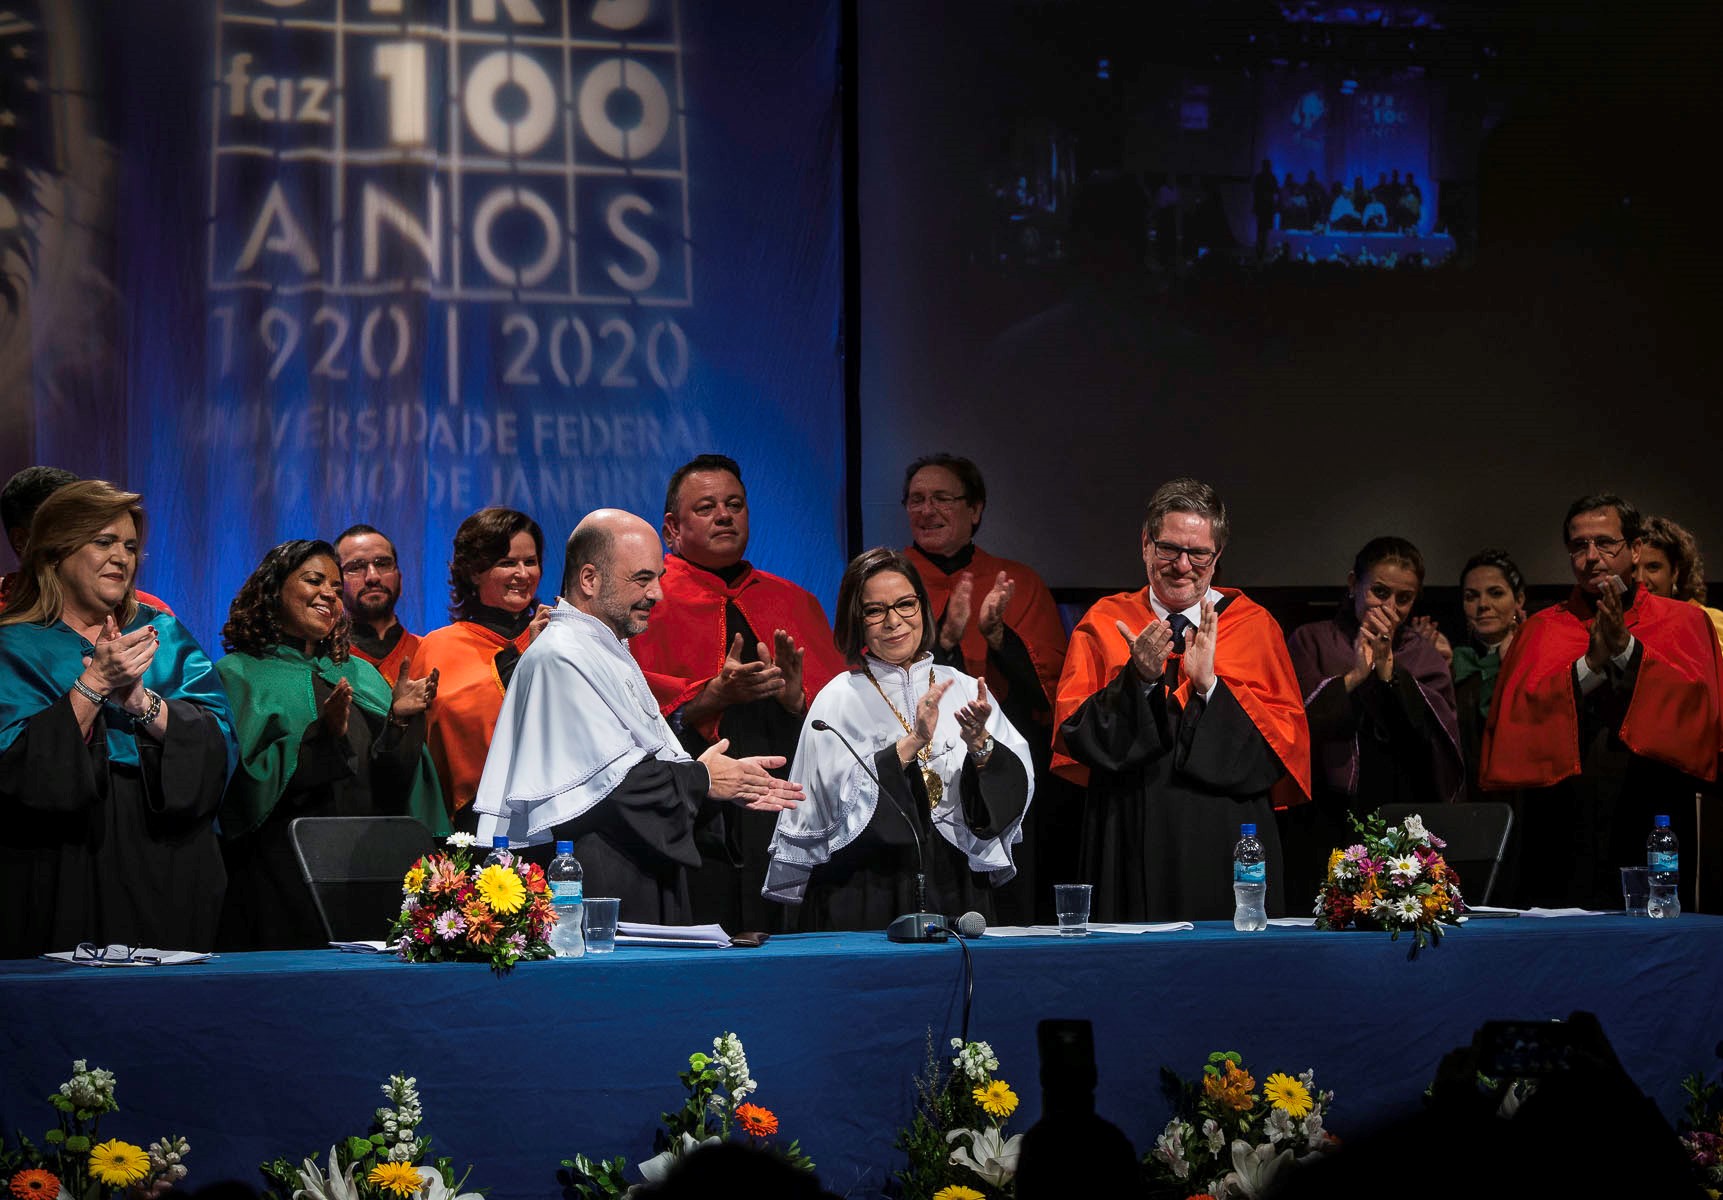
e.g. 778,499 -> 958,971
562,510 -> 665,638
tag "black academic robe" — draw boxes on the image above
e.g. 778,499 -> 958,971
1061,664 -> 1287,922
794,747 -> 1028,933
217,675 -> 427,950
521,758 -> 714,926
0,698 -> 231,957
1514,645 -> 1701,910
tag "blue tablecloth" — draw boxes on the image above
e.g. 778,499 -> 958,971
4,916 -> 1720,1199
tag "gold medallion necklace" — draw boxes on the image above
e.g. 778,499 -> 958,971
863,660 -> 943,809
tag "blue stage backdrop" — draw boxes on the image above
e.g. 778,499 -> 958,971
0,0 -> 843,647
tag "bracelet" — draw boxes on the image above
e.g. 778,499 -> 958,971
72,678 -> 107,707
140,689 -> 163,725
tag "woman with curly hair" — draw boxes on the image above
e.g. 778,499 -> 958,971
0,481 -> 234,958
1635,515 -> 1723,650
407,508 -> 553,831
215,539 -> 447,949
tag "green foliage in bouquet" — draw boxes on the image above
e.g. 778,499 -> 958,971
1,1061 -> 189,1200
560,1032 -> 812,1198
894,1033 -> 1024,1200
258,1074 -> 477,1200
1145,1051 -> 1336,1200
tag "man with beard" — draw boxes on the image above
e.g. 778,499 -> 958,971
334,524 -> 418,685
473,509 -> 802,922
1483,493 -> 1723,910
629,454 -> 846,931
1052,478 -> 1310,921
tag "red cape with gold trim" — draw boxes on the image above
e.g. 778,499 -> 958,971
1481,586 -> 1723,788
904,542 -> 1068,720
630,555 -> 847,740
1052,587 -> 1312,807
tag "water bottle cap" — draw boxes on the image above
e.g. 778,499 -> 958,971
555,840 -> 574,855
1240,823 -> 1256,836
491,835 -> 510,848
1656,815 -> 1671,827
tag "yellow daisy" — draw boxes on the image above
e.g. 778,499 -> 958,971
403,864 -> 427,893
367,1162 -> 424,1198
1325,848 -> 1345,881
931,1187 -> 986,1200
972,1079 -> 1018,1119
1263,1072 -> 1313,1119
474,864 -> 527,914
86,1141 -> 150,1188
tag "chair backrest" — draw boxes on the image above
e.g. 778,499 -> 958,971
1378,802 -> 1514,907
289,816 -> 434,943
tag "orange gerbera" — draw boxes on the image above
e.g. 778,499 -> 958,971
462,904 -> 501,945
9,1170 -> 61,1200
735,1102 -> 779,1137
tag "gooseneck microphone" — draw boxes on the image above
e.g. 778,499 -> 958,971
811,719 -> 948,942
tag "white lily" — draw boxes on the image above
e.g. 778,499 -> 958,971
946,1125 -> 1023,1187
636,1133 -> 721,1186
293,1147 -> 360,1200
414,1166 -> 481,1200
1223,1139 -> 1294,1199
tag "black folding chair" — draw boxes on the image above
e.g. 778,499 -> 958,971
1379,802 -> 1514,907
289,816 -> 434,943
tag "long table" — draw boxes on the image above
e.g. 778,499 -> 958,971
4,916 -> 1720,1199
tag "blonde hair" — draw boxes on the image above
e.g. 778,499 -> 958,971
0,480 -> 146,629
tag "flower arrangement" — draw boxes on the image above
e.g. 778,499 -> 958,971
389,833 -> 556,970
1145,1051 -> 1337,1200
1678,1063 -> 1723,1195
259,1073 -> 479,1200
0,1061 -> 190,1200
561,1031 -> 812,1197
1313,811 -> 1463,954
894,1034 -> 1024,1200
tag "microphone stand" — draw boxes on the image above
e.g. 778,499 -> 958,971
813,720 -> 948,942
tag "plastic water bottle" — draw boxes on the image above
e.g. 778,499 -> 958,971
1233,823 -> 1268,932
1648,815 -> 1680,919
547,840 -> 586,957
483,835 -> 513,868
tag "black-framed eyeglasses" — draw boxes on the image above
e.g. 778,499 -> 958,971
903,492 -> 968,511
340,557 -> 398,576
1150,539 -> 1218,568
1566,537 -> 1626,559
74,942 -> 141,964
861,597 -> 922,624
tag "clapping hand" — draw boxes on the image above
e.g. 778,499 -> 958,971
954,679 -> 993,755
1183,598 -> 1220,694
1116,617 -> 1174,682
81,617 -> 158,698
1408,615 -> 1453,667
762,628 -> 806,714
698,737 -> 803,812
320,677 -> 354,739
940,573 -> 975,650
976,571 -> 1016,649
390,666 -> 439,721
1359,605 -> 1397,681
1587,574 -> 1630,670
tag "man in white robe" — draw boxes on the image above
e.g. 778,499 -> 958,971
474,510 -> 801,924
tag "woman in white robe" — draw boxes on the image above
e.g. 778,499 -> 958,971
764,548 -> 1033,931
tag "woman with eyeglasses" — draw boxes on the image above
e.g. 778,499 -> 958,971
214,540 -> 448,950
1278,536 -> 1462,907
764,547 -> 1034,931
0,481 -> 236,958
